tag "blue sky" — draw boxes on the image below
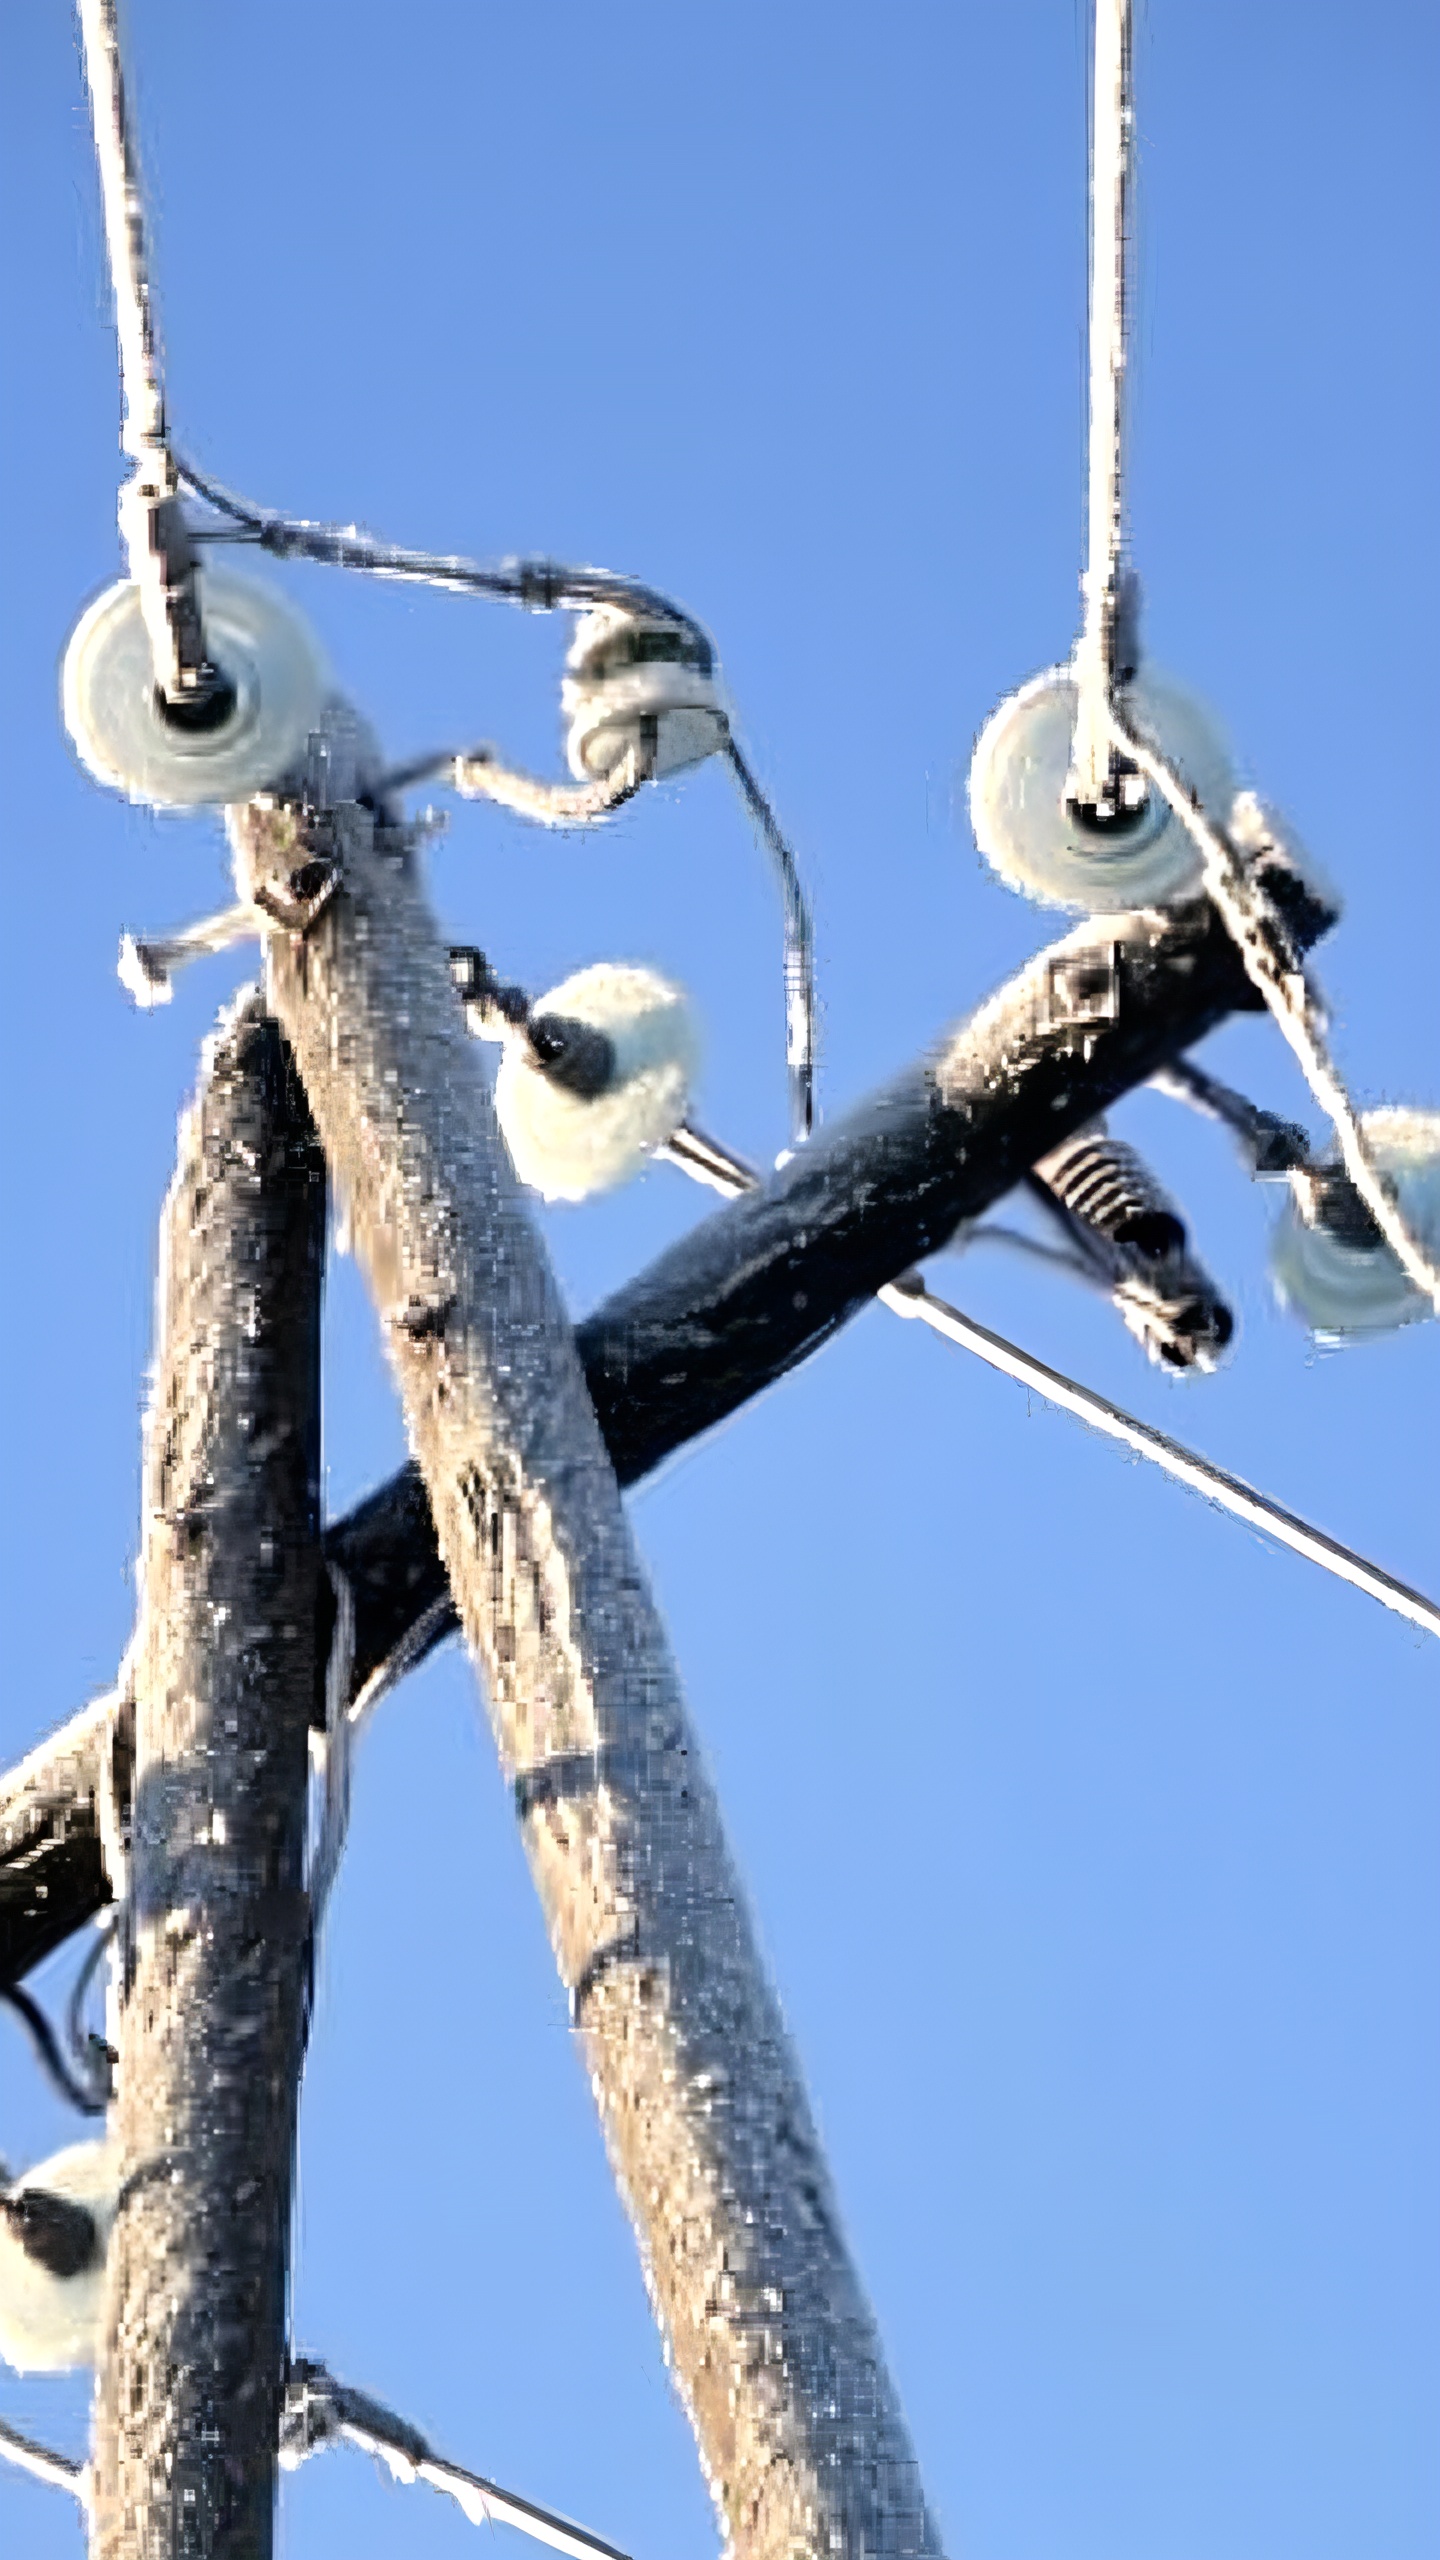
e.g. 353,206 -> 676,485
1,5 -> 1436,2556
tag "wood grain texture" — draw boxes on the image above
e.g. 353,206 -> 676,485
0,846 -> 1334,1996
91,996 -> 325,2560
231,776 -> 941,2560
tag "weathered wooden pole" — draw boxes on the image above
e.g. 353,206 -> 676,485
0,838 -> 1335,1995
91,995 -> 325,2559
231,764 -> 942,2560
329,833 -> 1332,1698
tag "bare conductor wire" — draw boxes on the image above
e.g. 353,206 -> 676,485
1111,718 -> 1440,1313
77,0 -> 164,468
659,1127 -> 1439,1643
1068,0 -> 1440,1314
1070,0 -> 1135,810
76,0 -> 224,713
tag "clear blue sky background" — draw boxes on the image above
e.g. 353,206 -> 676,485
2,6 -> 1436,2556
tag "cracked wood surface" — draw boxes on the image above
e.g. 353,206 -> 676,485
229,772 -> 942,2560
0,848 -> 1334,2001
91,997 -> 325,2560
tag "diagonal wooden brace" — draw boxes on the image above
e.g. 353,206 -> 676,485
228,765 -> 944,2560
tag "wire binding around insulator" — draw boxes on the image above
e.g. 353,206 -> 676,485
968,663 -> 1234,912
451,734 -> 653,828
562,608 -> 727,784
1271,1107 -> 1440,1338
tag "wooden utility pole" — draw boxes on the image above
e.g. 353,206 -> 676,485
91,997 -> 325,2559
0,838 -> 1336,1992
231,758 -> 942,2560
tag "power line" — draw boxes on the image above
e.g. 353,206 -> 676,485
881,1278 -> 1440,1644
76,0 -> 226,716
0,2412 -> 87,2509
660,1130 -> 1440,1646
76,0 -> 164,472
1066,1 -> 1440,1316
178,456 -> 819,1144
173,449 -> 714,652
1112,724 -> 1440,1313
1070,0 -> 1134,810
280,2361 -> 634,2560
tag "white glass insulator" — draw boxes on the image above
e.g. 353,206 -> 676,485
1270,1108 -> 1440,1339
968,664 -> 1234,911
62,569 -> 327,809
562,609 -> 726,783
495,963 -> 699,1202
0,2138 -> 117,2373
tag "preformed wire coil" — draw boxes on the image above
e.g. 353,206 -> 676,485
562,608 -> 726,782
452,736 -> 652,828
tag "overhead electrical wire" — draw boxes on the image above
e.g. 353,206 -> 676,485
76,0 -> 228,715
1111,720 -> 1440,1314
1077,0 -> 1440,1314
1070,0 -> 1133,811
76,0 -> 165,478
173,450 -> 715,655
660,1126 -> 1440,1645
176,451 -> 817,1143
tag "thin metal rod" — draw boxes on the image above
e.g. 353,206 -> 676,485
1112,717 -> 1440,1312
881,1275 -> 1440,1642
231,725 -> 943,2560
663,1128 -> 1440,1647
1151,1057 -> 1311,1177
0,2412 -> 88,2507
1071,0 -> 1134,803
117,903 -> 258,1009
724,735 -> 816,1143
281,2361 -> 633,2560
